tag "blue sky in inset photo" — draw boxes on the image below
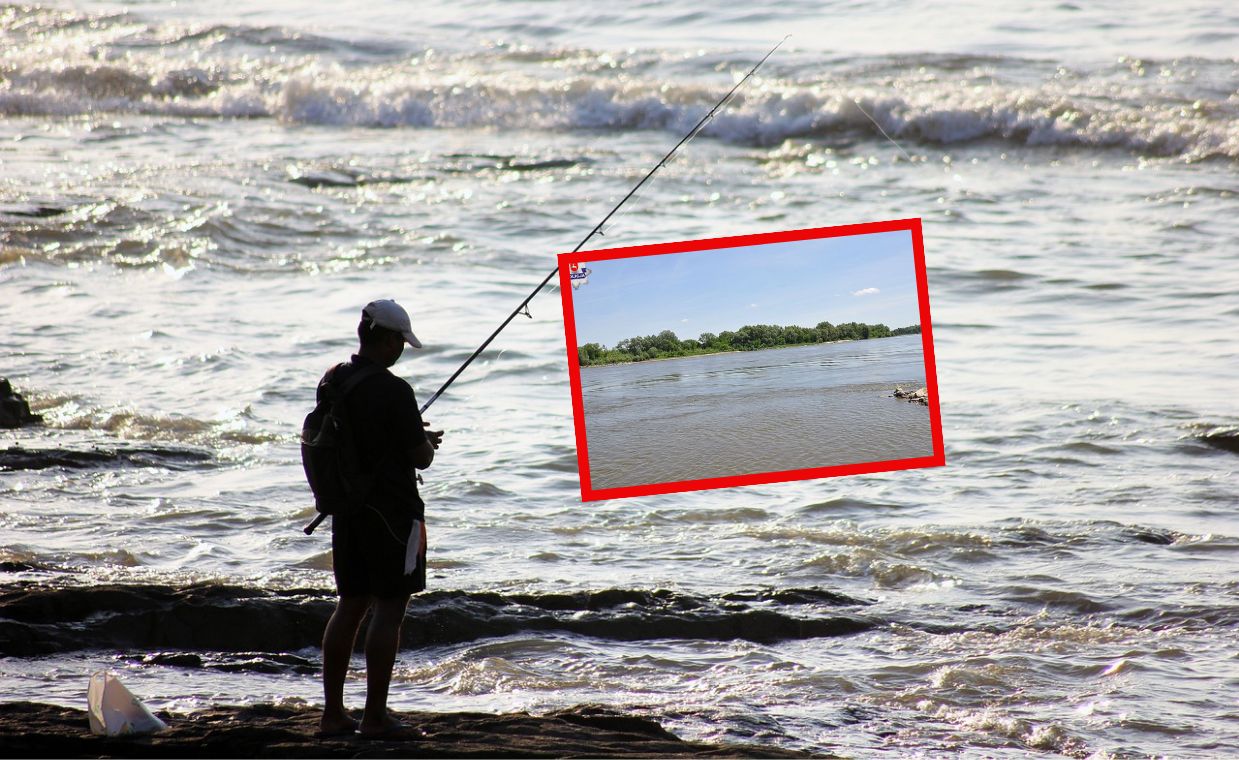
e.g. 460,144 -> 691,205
569,229 -> 921,348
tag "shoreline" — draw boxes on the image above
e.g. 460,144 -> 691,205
579,338 -> 880,369
0,701 -> 821,758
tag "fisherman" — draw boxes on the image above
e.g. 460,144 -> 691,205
319,299 -> 443,738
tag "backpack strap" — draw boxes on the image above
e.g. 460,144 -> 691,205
321,362 -> 383,403
335,363 -> 383,399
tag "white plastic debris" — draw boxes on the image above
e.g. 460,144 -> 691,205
87,671 -> 168,736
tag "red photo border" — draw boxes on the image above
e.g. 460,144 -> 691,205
558,218 -> 944,502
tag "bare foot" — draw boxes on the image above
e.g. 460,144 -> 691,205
318,711 -> 359,737
358,712 -> 425,739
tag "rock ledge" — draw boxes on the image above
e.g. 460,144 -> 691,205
0,701 -> 823,758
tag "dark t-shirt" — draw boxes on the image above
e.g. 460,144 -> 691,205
319,355 -> 425,522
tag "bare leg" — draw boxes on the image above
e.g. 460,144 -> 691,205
321,595 -> 370,734
358,593 -> 410,734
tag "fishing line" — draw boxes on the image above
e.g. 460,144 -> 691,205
417,35 -> 788,415
849,98 -> 914,163
849,94 -> 972,206
303,39 -> 786,536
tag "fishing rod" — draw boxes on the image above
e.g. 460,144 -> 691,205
417,35 -> 787,415
304,39 -> 784,536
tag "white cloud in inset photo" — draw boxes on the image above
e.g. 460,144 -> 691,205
853,287 -> 880,296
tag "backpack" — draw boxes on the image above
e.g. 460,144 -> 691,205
300,363 -> 382,534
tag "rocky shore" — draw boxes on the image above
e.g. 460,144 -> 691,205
892,386 -> 929,406
0,378 -> 41,428
0,701 -> 821,758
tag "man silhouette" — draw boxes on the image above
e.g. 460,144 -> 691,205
318,299 -> 442,738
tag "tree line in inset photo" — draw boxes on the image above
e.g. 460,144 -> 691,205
577,321 -> 922,366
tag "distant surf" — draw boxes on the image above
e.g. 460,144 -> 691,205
2,6 -> 1234,160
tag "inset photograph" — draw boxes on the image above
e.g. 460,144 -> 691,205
559,219 -> 943,500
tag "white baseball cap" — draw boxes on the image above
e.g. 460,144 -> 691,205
362,299 -> 423,348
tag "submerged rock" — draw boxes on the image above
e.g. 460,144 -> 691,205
893,386 -> 929,406
0,379 -> 42,428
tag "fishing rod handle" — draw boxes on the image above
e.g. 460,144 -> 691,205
304,512 -> 327,535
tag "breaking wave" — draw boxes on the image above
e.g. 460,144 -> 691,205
27,395 -> 282,447
1,6 -> 1235,160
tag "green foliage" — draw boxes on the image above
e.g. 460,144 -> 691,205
577,321 -> 922,366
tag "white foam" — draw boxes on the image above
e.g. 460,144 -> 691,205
3,57 -> 1233,162
1,6 -> 1235,160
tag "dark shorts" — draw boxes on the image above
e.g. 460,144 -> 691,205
332,505 -> 426,598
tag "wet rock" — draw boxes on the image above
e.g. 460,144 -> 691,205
893,386 -> 929,406
1198,428 -> 1239,455
0,379 -> 42,428
0,560 -> 53,573
0,443 -> 212,471
0,701 -> 820,758
0,582 -> 873,656
0,204 -> 68,218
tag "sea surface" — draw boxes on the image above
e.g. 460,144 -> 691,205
582,336 -> 933,490
2,1 -> 1238,757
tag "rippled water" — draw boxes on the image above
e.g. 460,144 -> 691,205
2,1 -> 1238,757
582,336 -> 933,489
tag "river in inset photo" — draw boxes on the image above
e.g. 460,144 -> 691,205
581,334 -> 932,489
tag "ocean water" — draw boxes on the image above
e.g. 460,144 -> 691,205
582,336 -> 933,490
2,1 -> 1238,757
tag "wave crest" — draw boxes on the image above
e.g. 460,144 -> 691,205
2,5 -> 1234,161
